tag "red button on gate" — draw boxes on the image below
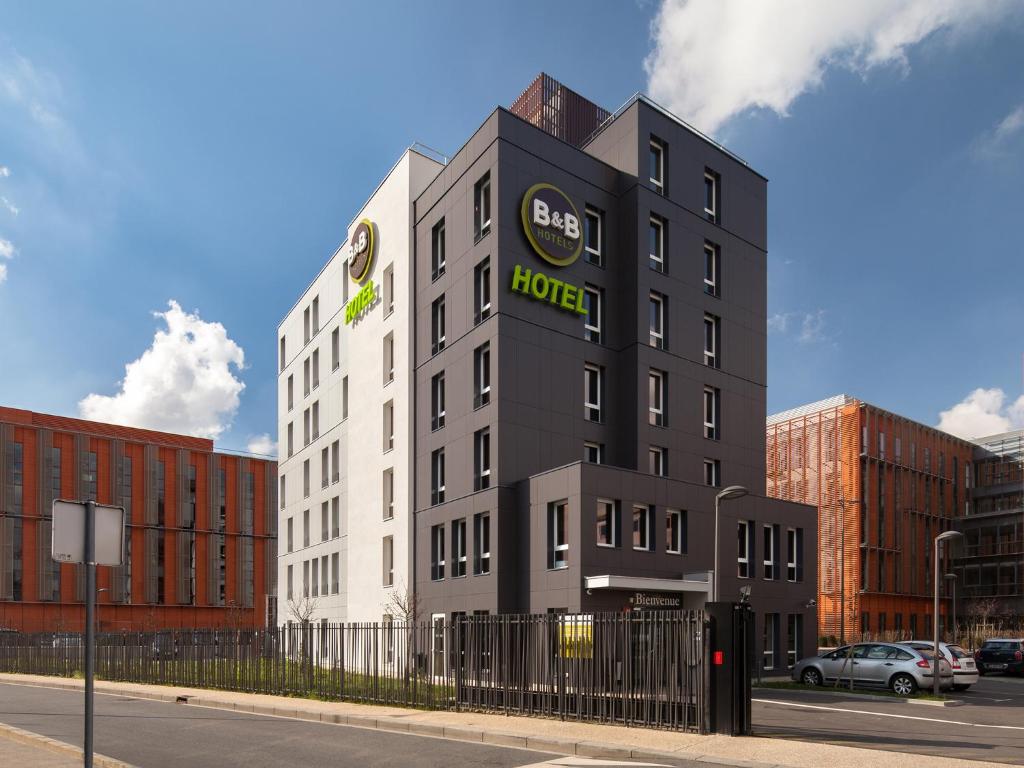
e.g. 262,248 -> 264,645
713,651 -> 724,665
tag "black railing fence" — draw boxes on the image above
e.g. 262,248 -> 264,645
0,610 -> 709,731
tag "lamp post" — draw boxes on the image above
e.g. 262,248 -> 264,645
933,531 -> 963,695
714,485 -> 749,602
944,573 -> 957,645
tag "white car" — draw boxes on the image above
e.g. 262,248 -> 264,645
905,640 -> 978,690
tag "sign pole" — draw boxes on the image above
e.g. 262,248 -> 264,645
84,499 -> 95,768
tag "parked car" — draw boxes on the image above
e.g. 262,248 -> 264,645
51,633 -> 83,650
904,640 -> 979,690
974,639 -> 1024,676
792,642 -> 953,695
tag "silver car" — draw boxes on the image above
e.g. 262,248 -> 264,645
792,642 -> 953,695
904,640 -> 978,690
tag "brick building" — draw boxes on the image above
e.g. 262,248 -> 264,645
0,407 -> 277,632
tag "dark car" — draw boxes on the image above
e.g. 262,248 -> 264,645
975,639 -> 1024,676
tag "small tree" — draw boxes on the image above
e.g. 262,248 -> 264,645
286,595 -> 319,675
382,582 -> 421,681
965,597 -> 999,649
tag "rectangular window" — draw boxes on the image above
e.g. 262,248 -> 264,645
584,207 -> 603,265
331,440 -> 340,483
787,614 -> 803,669
342,376 -> 348,420
303,508 -> 310,548
431,372 -> 446,430
584,364 -> 603,422
596,499 -> 618,548
383,468 -> 394,520
430,524 -> 445,581
312,349 -> 320,389
311,296 -> 319,335
303,356 -> 310,396
704,169 -> 719,223
287,374 -> 293,411
331,496 -> 340,538
666,509 -> 685,554
704,386 -> 719,440
649,446 -> 667,477
331,328 -> 340,370
474,257 -> 491,323
287,564 -> 293,600
431,296 -> 446,355
312,400 -> 319,440
737,520 -> 754,578
649,137 -> 665,194
584,442 -> 603,464
331,552 -> 339,594
763,613 -> 778,671
474,173 -> 491,240
548,500 -> 569,569
649,216 -> 664,272
704,314 -> 720,368
473,512 -> 491,575
787,527 -> 804,582
279,475 -> 286,510
431,219 -> 446,280
649,369 -> 666,426
474,343 -> 491,408
763,524 -> 779,580
321,447 -> 329,489
303,307 -> 310,344
474,428 -> 491,491
632,505 -> 652,551
708,457 -> 724,489
383,535 -> 394,587
280,336 -> 287,372
383,400 -> 394,452
383,263 -> 394,315
287,422 -> 294,458
451,518 -> 467,577
287,517 -> 293,553
321,557 -> 329,601
431,448 -> 445,505
303,407 -> 310,446
383,332 -> 394,385
649,292 -> 665,348
303,460 -> 310,499
704,241 -> 720,296
321,501 -> 329,542
302,559 -> 309,597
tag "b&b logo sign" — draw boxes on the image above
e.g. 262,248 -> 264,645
348,219 -> 375,283
520,183 -> 582,267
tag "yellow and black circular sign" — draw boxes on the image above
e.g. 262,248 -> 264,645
521,183 -> 583,267
348,219 -> 375,283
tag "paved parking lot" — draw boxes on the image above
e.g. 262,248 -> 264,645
753,674 -> 1024,765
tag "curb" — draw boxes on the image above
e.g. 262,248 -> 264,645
0,720 -> 136,768
753,687 -> 965,707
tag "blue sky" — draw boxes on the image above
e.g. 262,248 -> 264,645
1,1 -> 1022,451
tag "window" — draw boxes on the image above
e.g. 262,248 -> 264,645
704,314 -> 720,368
583,285 -> 603,343
303,460 -> 310,499
596,499 -> 618,547
303,356 -> 310,396
649,292 -> 665,349
287,422 -> 294,457
331,552 -> 339,594
311,296 -> 319,335
431,219 -> 446,280
383,535 -> 394,586
474,257 -> 491,323
280,336 -> 286,372
331,496 -> 339,538
321,501 -> 329,542
279,475 -> 286,510
303,508 -> 310,548
342,376 -> 349,420
632,505 -> 652,551
584,207 -> 603,265
763,613 -> 778,671
431,372 -> 446,430
312,400 -> 319,440
430,524 -> 445,580
473,512 -> 491,575
331,440 -> 340,483
431,448 -> 445,505
649,370 -> 666,426
303,306 -> 311,345
787,527 -> 804,582
286,517 -> 293,553
787,614 -> 803,669
704,241 -> 720,296
584,442 -> 603,464
287,374 -> 293,411
763,524 -> 779,580
649,216 -> 664,272
666,509 -> 685,554
649,446 -> 667,477
431,296 -> 445,354
474,343 -> 491,408
584,364 -> 603,422
474,173 -> 491,240
383,332 -> 394,385
451,518 -> 467,577
302,559 -> 309,597
302,406 -> 310,445
383,264 -> 394,315
704,386 -> 719,439
704,169 -> 719,223
548,500 -> 569,569
383,400 -> 394,452
321,447 -> 329,489
474,428 -> 491,490
649,138 -> 664,194
737,521 -> 754,578
383,468 -> 394,520
331,328 -> 340,370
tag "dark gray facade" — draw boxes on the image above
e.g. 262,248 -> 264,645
410,91 -> 817,671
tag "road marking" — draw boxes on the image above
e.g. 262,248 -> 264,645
753,698 -> 1024,731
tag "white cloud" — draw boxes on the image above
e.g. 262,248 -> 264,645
79,300 -> 246,440
0,166 -> 9,177
245,433 -> 277,456
0,238 -> 13,259
768,309 -> 832,345
0,263 -> 6,283
767,313 -> 791,334
974,103 -> 1024,158
937,387 -> 1024,439
644,0 -> 1018,135
1,196 -> 18,216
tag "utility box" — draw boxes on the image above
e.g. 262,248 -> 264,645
706,602 -> 754,735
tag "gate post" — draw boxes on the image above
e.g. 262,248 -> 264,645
706,602 -> 754,735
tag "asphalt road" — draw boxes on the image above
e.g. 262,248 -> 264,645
0,682 -> 698,768
753,674 -> 1024,765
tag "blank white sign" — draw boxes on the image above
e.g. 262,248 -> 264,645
52,499 -> 125,566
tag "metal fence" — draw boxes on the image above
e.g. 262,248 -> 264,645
0,610 -> 709,731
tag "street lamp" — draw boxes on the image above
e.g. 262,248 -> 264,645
933,531 -> 963,695
944,573 -> 958,645
714,485 -> 749,602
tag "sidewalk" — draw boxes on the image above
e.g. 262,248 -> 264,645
0,673 -> 1006,768
0,720 -> 132,768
